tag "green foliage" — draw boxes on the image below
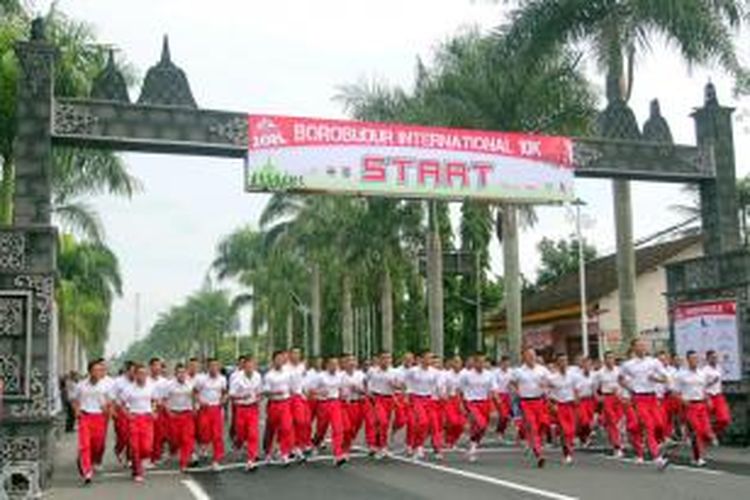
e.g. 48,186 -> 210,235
57,234 -> 123,357
120,287 -> 237,364
534,235 -> 597,289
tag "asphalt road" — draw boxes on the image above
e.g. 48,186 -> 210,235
186,446 -> 750,500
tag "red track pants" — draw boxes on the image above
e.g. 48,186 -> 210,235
601,394 -> 623,450
129,414 -> 154,478
443,396 -> 466,448
632,394 -> 664,459
494,393 -> 512,435
663,393 -> 683,439
685,401 -> 714,461
266,399 -> 294,457
291,395 -> 311,451
197,405 -> 225,462
555,402 -> 576,456
168,411 -> 195,469
409,396 -> 443,452
577,397 -> 596,443
465,399 -> 492,444
520,398 -> 550,458
150,407 -> 169,463
114,407 -> 130,459
622,400 -> 644,458
708,394 -> 731,437
78,413 -> 107,477
314,400 -> 345,459
234,404 -> 260,461
372,395 -> 394,450
343,400 -> 374,453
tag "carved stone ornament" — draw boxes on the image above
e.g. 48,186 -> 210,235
0,438 -> 39,464
53,103 -> 99,135
9,368 -> 47,418
12,277 -> 52,325
0,355 -> 21,394
1,461 -> 41,499
208,116 -> 247,146
571,141 -> 604,168
0,298 -> 24,338
0,233 -> 25,271
15,45 -> 54,97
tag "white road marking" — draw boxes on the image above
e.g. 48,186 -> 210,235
599,455 -> 725,476
182,478 -> 211,500
391,455 -> 579,500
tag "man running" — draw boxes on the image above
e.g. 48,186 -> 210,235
547,354 -> 579,465
162,363 -> 196,472
510,347 -> 551,468
595,351 -> 624,457
121,364 -> 158,483
229,355 -> 263,471
340,354 -> 373,456
312,356 -> 347,466
406,351 -> 443,460
619,339 -> 670,470
367,352 -> 399,458
263,350 -> 295,465
194,358 -> 228,470
72,360 -> 110,484
459,353 -> 496,462
676,350 -> 715,467
703,350 -> 731,439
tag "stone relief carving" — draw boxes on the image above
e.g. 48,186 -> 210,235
0,438 -> 39,464
9,369 -> 47,418
12,277 -> 52,325
0,298 -> 24,338
0,233 -> 25,271
0,355 -> 22,394
208,116 -> 247,146
53,103 -> 99,135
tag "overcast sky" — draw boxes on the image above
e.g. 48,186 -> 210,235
41,0 -> 750,356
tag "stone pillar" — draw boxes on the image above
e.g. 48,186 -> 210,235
692,83 -> 740,255
1,19 -> 58,495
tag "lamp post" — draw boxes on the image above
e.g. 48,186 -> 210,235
569,199 -> 595,359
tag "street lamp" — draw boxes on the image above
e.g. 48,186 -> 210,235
568,199 -> 595,359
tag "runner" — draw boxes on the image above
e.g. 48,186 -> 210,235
546,353 -> 579,464
72,359 -> 110,484
340,354 -> 373,456
576,357 -> 596,447
619,339 -> 670,470
311,356 -> 347,466
109,361 -> 136,466
676,350 -> 715,467
459,352 -> 496,462
288,348 -> 312,458
194,358 -> 228,470
147,357 -> 169,466
120,364 -> 158,483
229,355 -> 263,471
510,347 -> 551,468
442,356 -> 466,450
367,352 -> 398,458
492,356 -> 513,440
405,351 -> 443,460
162,363 -> 196,472
595,351 -> 624,457
703,350 -> 732,439
263,350 -> 295,465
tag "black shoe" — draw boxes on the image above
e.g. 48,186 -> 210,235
537,457 -> 546,469
335,458 -> 346,467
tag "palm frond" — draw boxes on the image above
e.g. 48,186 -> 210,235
54,202 -> 104,242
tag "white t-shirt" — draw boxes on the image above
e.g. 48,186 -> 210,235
367,366 -> 397,396
109,375 -> 132,404
148,375 -> 169,401
702,365 -> 723,396
620,357 -> 668,395
285,363 -> 306,396
493,367 -> 512,394
302,369 -> 320,395
340,370 -> 367,401
72,378 -> 109,414
229,371 -> 263,405
122,382 -> 156,415
406,366 -> 439,397
163,378 -> 195,412
459,369 -> 496,401
443,370 -> 462,397
194,374 -> 227,406
595,366 -> 620,395
263,368 -> 292,400
511,364 -> 551,399
315,371 -> 344,400
576,372 -> 596,398
676,368 -> 708,402
547,371 -> 579,403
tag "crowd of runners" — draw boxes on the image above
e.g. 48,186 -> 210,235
70,338 -> 731,484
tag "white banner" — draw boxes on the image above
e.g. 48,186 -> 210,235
674,300 -> 741,382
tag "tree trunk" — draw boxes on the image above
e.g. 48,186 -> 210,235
0,156 -> 13,225
502,205 -> 522,363
381,267 -> 394,353
341,273 -> 354,354
285,311 -> 294,349
311,263 -> 322,357
426,201 -> 444,357
613,180 -> 638,348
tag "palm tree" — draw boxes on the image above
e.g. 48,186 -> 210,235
1,5 -> 138,226
503,0 -> 746,347
339,31 -> 596,358
57,234 -> 123,369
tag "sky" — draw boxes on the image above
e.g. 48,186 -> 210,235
36,0 -> 750,356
